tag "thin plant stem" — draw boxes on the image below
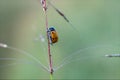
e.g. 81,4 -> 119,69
55,44 -> 113,69
50,74 -> 53,80
41,0 -> 54,75
0,58 -> 49,71
7,46 -> 49,72
48,0 -> 79,33
0,43 -> 49,72
105,54 -> 120,57
54,55 -> 103,71
45,11 -> 53,74
45,10 -> 53,74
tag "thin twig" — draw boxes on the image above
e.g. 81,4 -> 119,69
41,0 -> 54,75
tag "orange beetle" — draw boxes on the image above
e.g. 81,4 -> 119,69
48,27 -> 58,44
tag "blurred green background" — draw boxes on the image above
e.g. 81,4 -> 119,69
0,0 -> 120,79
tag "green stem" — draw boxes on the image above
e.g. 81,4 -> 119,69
50,74 -> 53,80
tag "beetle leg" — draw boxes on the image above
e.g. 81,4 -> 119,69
47,31 -> 53,45
49,36 -> 53,45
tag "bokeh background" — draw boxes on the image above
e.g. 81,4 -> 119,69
0,0 -> 120,79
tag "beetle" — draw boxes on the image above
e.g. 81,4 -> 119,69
47,27 -> 58,44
